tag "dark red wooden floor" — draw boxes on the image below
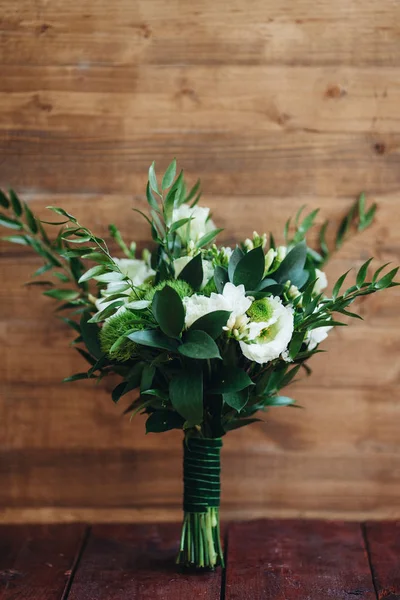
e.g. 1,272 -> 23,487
0,520 -> 399,599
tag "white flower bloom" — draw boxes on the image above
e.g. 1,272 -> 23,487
276,246 -> 287,262
313,269 -> 328,295
172,204 -> 215,243
182,282 -> 251,329
264,248 -> 277,272
220,246 -> 233,261
244,238 -> 254,252
306,325 -> 332,350
173,256 -> 214,289
239,296 -> 294,365
95,258 -> 154,312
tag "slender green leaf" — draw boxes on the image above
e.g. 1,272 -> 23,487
43,288 -> 80,300
9,189 -> 22,216
148,161 -> 160,195
0,213 -> 22,230
162,158 -> 177,190
356,258 -> 373,288
195,228 -> 223,249
0,190 -> 9,208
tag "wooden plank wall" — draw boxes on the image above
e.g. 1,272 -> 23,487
0,0 -> 399,523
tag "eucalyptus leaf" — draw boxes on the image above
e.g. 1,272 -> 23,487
162,158 -> 177,190
214,266 -> 228,293
223,388 -> 249,411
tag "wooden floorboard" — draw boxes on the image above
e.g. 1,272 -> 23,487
224,519 -> 377,600
364,522 -> 400,600
66,523 -> 222,600
0,524 -> 87,600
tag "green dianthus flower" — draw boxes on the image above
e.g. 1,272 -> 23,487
100,310 -> 146,362
247,298 -> 274,323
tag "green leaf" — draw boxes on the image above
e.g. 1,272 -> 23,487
190,310 -> 231,339
214,266 -> 228,293
2,235 -> 29,245
169,217 -> 191,234
46,206 -> 77,223
178,330 -> 221,360
0,213 -> 23,230
80,311 -> 103,358
60,317 -> 81,333
78,265 -> 109,283
195,228 -> 223,249
274,241 -> 307,287
356,258 -> 373,288
140,364 -> 156,392
152,285 -> 185,338
374,267 -> 398,289
127,329 -> 180,351
289,331 -> 306,359
145,410 -> 184,433
336,202 -> 356,249
0,190 -> 10,208
81,252 -> 112,264
23,202 -> 38,233
162,158 -> 177,190
293,209 -> 319,244
265,395 -> 295,407
332,269 -> 351,300
372,262 -> 391,284
319,220 -> 329,259
185,178 -> 201,203
146,181 -> 160,212
359,203 -> 377,232
210,367 -> 254,394
233,246 -> 265,290
43,288 -> 80,300
228,247 -> 244,282
148,161 -> 160,196
178,253 -> 203,291
9,189 -> 22,217
224,418 -> 262,432
169,368 -> 203,424
63,372 -> 91,383
223,388 -> 249,411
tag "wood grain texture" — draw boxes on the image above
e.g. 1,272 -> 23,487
67,524 -> 221,600
0,524 -> 86,600
364,522 -> 400,599
225,520 -> 376,599
0,0 -> 400,523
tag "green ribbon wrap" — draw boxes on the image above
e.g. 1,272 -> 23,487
183,437 -> 223,513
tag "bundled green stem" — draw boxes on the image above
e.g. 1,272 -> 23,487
177,438 -> 224,569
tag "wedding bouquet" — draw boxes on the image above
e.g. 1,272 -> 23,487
1,160 -> 398,569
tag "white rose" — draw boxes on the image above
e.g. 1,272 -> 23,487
173,256 -> 214,290
182,282 -> 251,329
313,269 -> 328,295
239,297 -> 294,365
172,204 -> 215,243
